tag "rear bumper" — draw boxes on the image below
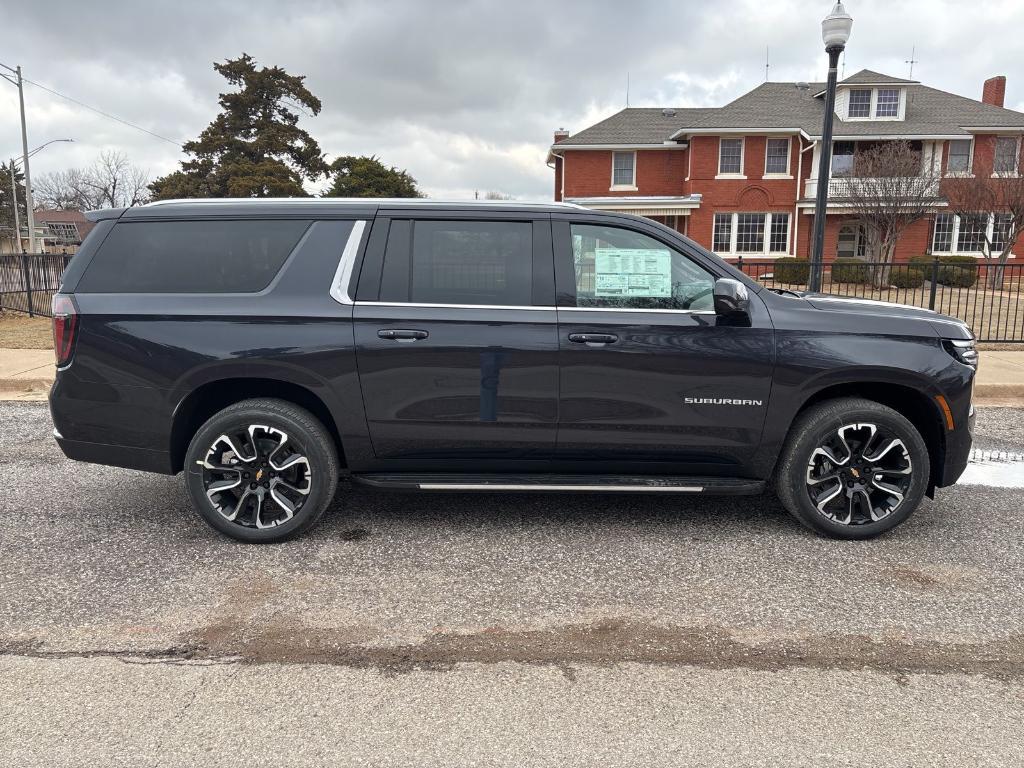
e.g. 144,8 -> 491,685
55,435 -> 174,474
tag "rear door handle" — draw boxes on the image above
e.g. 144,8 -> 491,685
568,333 -> 618,345
378,329 -> 429,341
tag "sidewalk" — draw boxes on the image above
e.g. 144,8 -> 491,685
1,348 -> 1023,403
0,348 -> 54,400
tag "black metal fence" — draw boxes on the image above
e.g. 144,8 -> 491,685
0,252 -> 71,317
734,256 -> 1024,343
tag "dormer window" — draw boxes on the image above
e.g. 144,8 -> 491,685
844,87 -> 904,120
848,90 -> 871,117
875,89 -> 900,117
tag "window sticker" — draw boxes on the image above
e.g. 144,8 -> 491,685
594,248 -> 672,297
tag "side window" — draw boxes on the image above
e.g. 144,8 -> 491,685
570,224 -> 715,312
382,220 -> 533,306
76,219 -> 310,293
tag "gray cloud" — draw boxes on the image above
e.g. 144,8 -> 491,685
2,0 -> 1022,201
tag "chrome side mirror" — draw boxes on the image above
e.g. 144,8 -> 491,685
713,278 -> 750,318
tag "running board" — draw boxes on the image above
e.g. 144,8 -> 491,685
352,474 -> 765,495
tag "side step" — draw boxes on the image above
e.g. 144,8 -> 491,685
352,474 -> 765,495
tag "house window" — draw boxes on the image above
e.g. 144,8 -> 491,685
831,142 -> 856,177
994,137 -> 1019,174
45,222 -> 80,242
933,212 -> 1012,254
947,140 -> 972,174
712,213 -> 732,251
848,89 -> 871,118
992,214 -> 1012,252
719,138 -> 743,174
765,138 -> 790,175
769,214 -> 790,252
713,212 -> 789,255
957,214 -> 988,252
932,214 -> 955,252
875,89 -> 900,117
735,213 -> 765,252
611,152 -> 636,187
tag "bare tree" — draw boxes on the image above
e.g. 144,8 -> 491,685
483,190 -> 515,200
945,170 -> 1024,289
33,151 -> 151,210
841,141 -> 942,285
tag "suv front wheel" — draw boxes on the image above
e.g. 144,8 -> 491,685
184,398 -> 339,543
775,397 -> 930,539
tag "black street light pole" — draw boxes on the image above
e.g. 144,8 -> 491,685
809,2 -> 853,293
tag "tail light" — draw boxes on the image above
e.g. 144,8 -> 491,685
52,294 -> 79,367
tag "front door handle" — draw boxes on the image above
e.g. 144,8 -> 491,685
378,329 -> 429,341
568,332 -> 618,345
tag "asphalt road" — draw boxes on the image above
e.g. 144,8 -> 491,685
2,401 -> 1023,767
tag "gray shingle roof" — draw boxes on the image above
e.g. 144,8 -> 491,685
557,108 -> 715,145
838,69 -> 919,85
556,70 -> 1024,147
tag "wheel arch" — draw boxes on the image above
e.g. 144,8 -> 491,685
169,378 -> 346,474
791,381 -> 946,491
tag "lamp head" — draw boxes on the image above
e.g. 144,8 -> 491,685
822,1 -> 853,49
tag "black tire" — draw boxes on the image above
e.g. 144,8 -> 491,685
774,397 -> 929,540
184,398 -> 339,543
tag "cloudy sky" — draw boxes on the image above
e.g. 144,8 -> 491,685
3,0 -> 1023,201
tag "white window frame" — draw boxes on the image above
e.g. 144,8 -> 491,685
992,136 -> 1021,177
610,151 -> 637,190
874,88 -> 900,118
717,138 -> 746,178
845,87 -> 904,121
763,137 -> 793,178
945,139 -> 975,177
847,89 -> 872,119
932,212 -> 1014,257
712,212 -> 790,256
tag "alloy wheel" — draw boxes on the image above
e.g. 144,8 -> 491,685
199,424 -> 312,530
805,422 -> 913,526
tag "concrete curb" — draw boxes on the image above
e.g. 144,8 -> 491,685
974,383 -> 1024,400
0,378 -> 51,394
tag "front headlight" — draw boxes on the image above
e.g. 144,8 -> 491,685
943,338 -> 978,368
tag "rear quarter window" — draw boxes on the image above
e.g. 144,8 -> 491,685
76,219 -> 311,293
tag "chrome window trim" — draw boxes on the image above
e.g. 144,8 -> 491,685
328,219 -> 368,305
354,301 -> 716,316
559,306 -> 717,315
356,301 -> 555,311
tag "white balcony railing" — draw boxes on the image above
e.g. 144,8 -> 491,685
804,177 -> 940,200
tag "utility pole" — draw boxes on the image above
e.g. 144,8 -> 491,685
8,161 -> 21,253
0,62 -> 36,252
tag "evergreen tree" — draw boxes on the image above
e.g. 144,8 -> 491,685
150,54 -> 328,199
324,155 -> 423,198
0,161 -> 27,249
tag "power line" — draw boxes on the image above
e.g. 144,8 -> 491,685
21,77 -> 183,147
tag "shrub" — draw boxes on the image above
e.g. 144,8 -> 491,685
909,254 -> 977,287
888,265 -> 925,289
830,257 -> 870,284
773,257 -> 810,284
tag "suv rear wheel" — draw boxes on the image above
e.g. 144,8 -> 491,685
184,398 -> 339,543
775,397 -> 930,539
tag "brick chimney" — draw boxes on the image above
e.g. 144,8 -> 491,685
982,76 -> 1006,107
553,129 -> 570,143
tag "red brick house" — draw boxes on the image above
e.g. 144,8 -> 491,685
549,70 -> 1024,263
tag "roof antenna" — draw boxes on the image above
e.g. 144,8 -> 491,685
765,46 -> 770,82
626,71 -> 630,107
905,45 -> 919,79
